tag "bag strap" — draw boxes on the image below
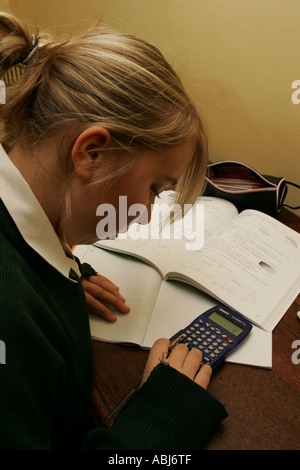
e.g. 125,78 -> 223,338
282,181 -> 300,210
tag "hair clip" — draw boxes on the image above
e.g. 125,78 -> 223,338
0,34 -> 39,87
0,63 -> 26,86
22,34 -> 40,65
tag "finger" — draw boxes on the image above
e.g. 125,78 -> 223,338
86,275 -> 125,302
96,274 -> 123,297
141,338 -> 170,385
194,364 -> 212,390
181,347 -> 203,379
167,343 -> 189,369
84,291 -> 117,322
99,274 -> 120,290
82,278 -> 130,314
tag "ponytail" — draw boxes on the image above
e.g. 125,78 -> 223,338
0,12 -> 46,148
0,12 -> 37,71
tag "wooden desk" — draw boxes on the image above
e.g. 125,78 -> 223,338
90,208 -> 300,450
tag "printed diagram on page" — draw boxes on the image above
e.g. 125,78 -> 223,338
135,240 -> 171,260
180,252 -> 257,307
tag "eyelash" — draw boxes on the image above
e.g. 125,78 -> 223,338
150,187 -> 161,199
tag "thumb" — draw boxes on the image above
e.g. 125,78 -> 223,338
141,338 -> 170,385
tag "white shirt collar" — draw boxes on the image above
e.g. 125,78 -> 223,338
0,144 -> 81,281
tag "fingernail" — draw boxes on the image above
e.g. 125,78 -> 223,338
121,304 -> 130,313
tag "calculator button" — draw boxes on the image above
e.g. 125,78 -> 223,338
227,339 -> 235,344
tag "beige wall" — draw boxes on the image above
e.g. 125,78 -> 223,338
3,0 -> 300,213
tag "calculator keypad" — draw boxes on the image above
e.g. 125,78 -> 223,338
179,318 -> 233,365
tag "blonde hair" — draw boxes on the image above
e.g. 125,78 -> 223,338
0,12 -> 208,206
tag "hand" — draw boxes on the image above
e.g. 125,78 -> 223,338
82,274 -> 130,322
141,338 -> 212,389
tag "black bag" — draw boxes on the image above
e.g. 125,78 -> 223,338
203,161 -> 300,218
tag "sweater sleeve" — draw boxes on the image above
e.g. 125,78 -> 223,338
74,256 -> 98,278
83,363 -> 228,450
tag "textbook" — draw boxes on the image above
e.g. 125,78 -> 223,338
74,193 -> 299,365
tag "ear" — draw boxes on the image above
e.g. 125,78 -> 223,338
71,126 -> 111,180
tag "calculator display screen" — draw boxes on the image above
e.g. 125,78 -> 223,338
208,312 -> 243,336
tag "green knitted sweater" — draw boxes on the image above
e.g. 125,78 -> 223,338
0,199 -> 227,450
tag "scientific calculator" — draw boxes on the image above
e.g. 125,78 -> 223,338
170,305 -> 252,369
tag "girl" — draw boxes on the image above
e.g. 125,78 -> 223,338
0,12 -> 227,449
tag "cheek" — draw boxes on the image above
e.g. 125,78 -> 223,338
115,186 -> 154,229
130,194 -> 157,227
121,195 -> 152,228
105,161 -> 156,229
116,174 -> 150,208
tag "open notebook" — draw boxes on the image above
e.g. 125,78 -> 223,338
74,193 -> 300,369
74,244 -> 272,368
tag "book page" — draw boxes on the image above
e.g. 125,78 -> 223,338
73,245 -> 162,345
96,195 -> 238,277
74,244 -> 272,367
197,196 -> 238,241
170,210 -> 300,331
142,281 -> 218,346
142,280 -> 272,368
